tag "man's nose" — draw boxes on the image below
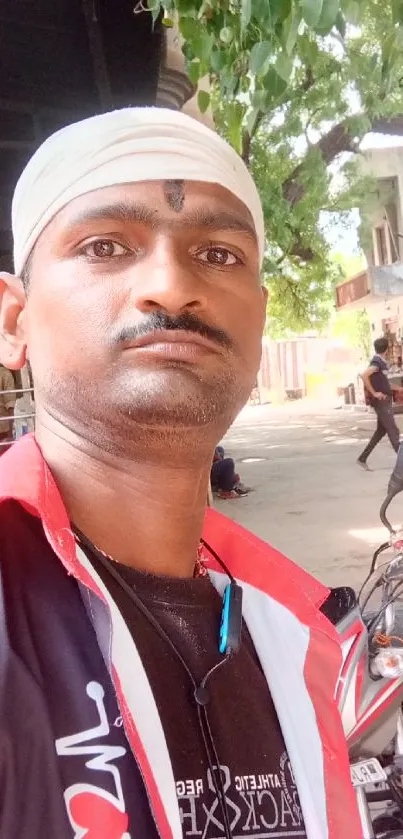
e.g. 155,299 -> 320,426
131,241 -> 208,316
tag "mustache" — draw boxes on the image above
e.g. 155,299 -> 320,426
111,311 -> 234,350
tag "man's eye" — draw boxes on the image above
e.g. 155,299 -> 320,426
196,247 -> 239,266
81,240 -> 128,259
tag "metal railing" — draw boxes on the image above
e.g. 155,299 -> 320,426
0,385 -> 35,450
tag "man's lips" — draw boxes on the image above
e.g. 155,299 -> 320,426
121,329 -> 222,360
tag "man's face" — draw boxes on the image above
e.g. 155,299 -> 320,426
15,180 -> 266,446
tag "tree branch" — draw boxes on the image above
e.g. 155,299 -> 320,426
282,117 -> 365,207
281,275 -> 308,319
279,113 -> 372,261
289,234 -> 314,261
242,66 -> 316,164
304,107 -> 321,148
242,111 -> 264,164
301,65 -> 315,93
275,230 -> 315,263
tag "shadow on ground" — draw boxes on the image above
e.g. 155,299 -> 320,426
215,402 -> 403,591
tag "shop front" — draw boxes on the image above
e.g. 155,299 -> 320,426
336,265 -> 403,410
0,365 -> 34,456
379,313 -> 403,412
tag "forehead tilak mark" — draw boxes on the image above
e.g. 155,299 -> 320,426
163,180 -> 185,213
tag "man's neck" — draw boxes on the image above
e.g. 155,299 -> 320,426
35,418 -> 214,578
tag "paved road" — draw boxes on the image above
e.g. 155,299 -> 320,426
217,402 -> 403,590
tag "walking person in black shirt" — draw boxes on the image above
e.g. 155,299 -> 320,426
358,336 -> 403,470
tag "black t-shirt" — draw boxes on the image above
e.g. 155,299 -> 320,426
368,354 -> 391,402
89,553 -> 307,839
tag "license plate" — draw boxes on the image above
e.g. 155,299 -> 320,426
350,758 -> 387,787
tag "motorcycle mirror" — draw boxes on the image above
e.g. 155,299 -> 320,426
388,441 -> 403,497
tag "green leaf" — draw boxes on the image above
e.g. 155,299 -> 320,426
210,49 -> 227,73
250,0 -> 274,23
269,0 -> 292,22
344,114 -> 371,139
252,0 -> 291,23
246,106 -> 261,137
301,0 -> 324,27
194,33 -> 215,62
315,0 -> 340,33
262,67 -> 288,98
219,26 -> 235,45
187,60 -> 201,84
342,0 -> 360,24
275,53 -> 293,81
251,90 -> 271,112
147,0 -> 161,24
179,18 -> 199,39
241,0 -> 252,35
197,90 -> 211,114
219,68 -> 240,97
282,7 -> 301,55
196,0 -> 212,18
249,41 -> 272,74
176,0 -> 197,12
162,15 -> 174,26
226,102 -> 245,154
392,0 -> 403,24
301,37 -> 319,65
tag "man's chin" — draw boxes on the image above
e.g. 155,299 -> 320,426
112,372 -> 242,429
118,398 -> 224,429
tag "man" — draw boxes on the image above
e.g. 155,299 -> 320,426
0,363 -> 15,452
211,445 -> 250,499
0,108 -> 360,838
358,336 -> 402,470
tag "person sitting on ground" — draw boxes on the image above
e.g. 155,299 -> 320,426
211,445 -> 251,499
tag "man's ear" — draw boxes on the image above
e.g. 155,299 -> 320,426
0,272 -> 27,370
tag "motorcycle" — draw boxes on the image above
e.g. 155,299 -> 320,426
323,443 -> 403,837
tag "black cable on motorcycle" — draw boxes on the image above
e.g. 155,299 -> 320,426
360,553 -> 393,614
369,542 -> 392,577
357,542 -> 390,609
366,579 -> 403,640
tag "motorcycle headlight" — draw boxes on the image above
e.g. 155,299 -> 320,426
373,648 -> 403,678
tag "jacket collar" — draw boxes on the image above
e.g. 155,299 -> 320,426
0,435 -> 330,624
0,434 -> 98,586
0,437 -> 361,839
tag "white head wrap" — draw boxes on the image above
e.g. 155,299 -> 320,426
12,107 -> 264,275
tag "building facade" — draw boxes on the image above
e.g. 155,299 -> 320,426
336,146 -> 403,355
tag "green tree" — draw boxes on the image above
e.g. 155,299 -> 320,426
141,0 -> 403,332
329,253 -> 371,361
330,308 -> 372,361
